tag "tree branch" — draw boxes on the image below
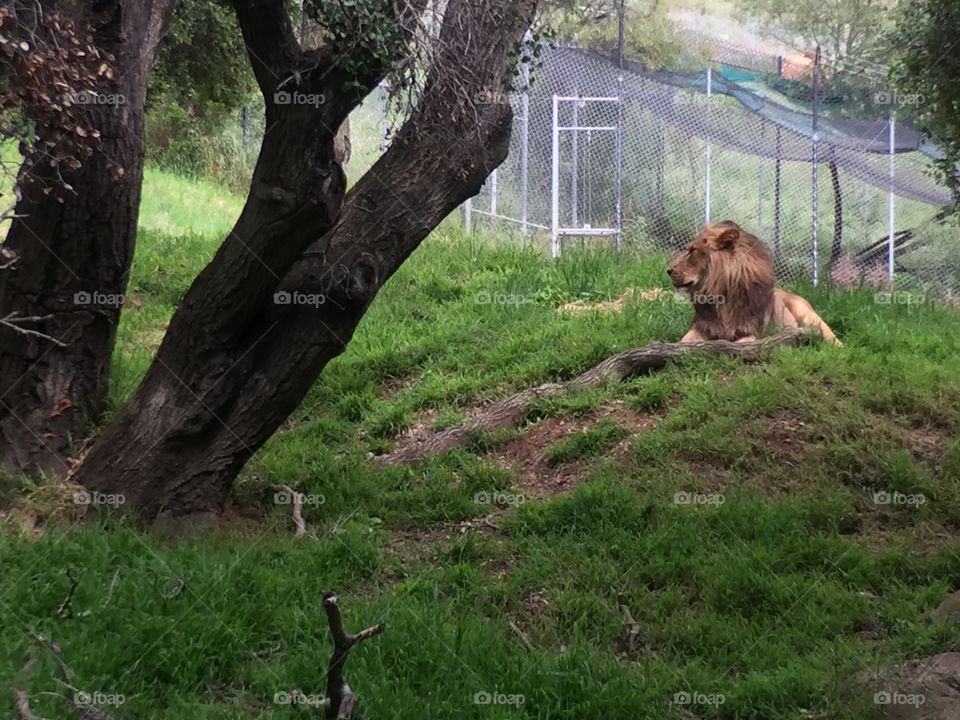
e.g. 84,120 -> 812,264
322,592 -> 384,719
377,328 -> 809,466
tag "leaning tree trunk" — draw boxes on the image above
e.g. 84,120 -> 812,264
74,0 -> 535,534
0,0 -> 176,478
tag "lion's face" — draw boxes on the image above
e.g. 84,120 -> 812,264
667,221 -> 777,341
667,222 -> 775,291
666,234 -> 713,293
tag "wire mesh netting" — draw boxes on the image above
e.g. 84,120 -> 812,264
465,45 -> 959,297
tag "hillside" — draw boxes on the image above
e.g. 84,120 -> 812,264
3,167 -> 960,719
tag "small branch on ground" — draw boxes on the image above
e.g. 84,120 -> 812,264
619,604 -> 642,656
377,329 -> 808,466
0,312 -> 68,347
57,568 -> 82,618
321,592 -> 384,719
14,684 -> 47,720
272,484 -> 307,536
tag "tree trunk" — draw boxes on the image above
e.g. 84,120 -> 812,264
0,0 -> 176,478
73,0 -> 535,534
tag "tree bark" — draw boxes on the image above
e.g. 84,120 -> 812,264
0,0 -> 177,478
73,0 -> 536,534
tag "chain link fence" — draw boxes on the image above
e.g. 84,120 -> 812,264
464,44 -> 958,298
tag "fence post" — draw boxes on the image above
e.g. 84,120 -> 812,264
615,76 -> 624,252
571,90 -> 579,227
490,169 -> 498,218
811,46 -> 820,286
464,198 -> 472,234
774,127 -> 782,258
888,114 -> 896,283
704,67 -> 712,224
551,94 -> 561,258
520,32 -> 531,238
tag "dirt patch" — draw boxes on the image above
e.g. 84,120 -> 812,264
904,426 -> 949,467
760,411 -> 820,462
488,401 -> 656,500
376,373 -> 422,400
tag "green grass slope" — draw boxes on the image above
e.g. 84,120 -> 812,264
2,166 -> 960,719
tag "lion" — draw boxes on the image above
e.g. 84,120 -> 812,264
666,221 -> 842,346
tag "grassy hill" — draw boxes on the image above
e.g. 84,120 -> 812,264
2,166 -> 960,719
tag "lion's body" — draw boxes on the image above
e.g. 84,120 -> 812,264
667,221 -> 842,346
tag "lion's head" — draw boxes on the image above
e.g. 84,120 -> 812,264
667,221 -> 776,341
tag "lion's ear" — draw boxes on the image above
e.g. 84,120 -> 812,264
709,226 -> 740,250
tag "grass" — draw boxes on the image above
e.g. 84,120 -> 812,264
3,164 -> 960,719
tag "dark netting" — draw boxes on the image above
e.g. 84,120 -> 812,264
465,44 -> 957,294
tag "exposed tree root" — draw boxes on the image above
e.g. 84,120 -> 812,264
376,328 -> 808,467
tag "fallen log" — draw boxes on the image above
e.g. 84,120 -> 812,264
376,328 -> 809,467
